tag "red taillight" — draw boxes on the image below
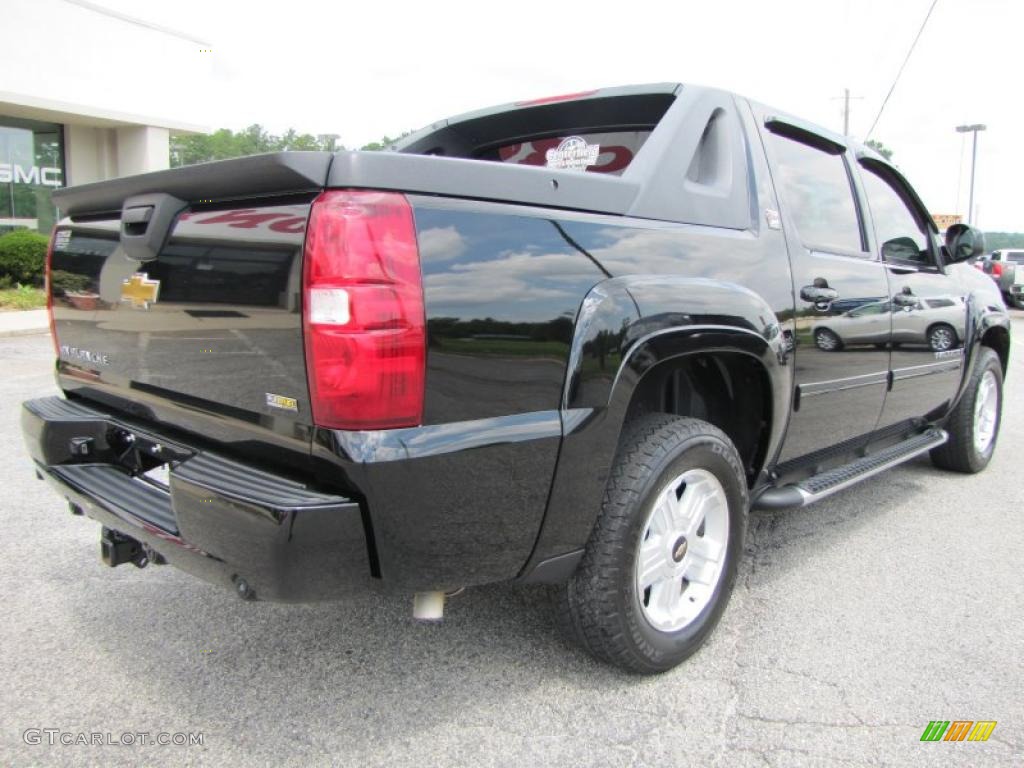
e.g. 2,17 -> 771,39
45,226 -> 59,357
302,190 -> 425,430
515,89 -> 599,107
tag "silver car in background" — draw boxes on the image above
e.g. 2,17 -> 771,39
814,296 -> 965,352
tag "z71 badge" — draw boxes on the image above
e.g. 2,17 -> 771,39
265,393 -> 298,412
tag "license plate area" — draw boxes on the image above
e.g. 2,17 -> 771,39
106,426 -> 192,483
139,463 -> 171,489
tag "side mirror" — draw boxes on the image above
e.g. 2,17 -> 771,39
944,224 -> 985,263
881,236 -> 922,262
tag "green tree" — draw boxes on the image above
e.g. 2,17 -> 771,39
360,132 -> 411,151
983,232 -> 1024,250
0,229 -> 48,286
865,139 -> 894,162
170,126 -> 346,167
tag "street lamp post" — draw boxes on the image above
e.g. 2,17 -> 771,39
955,123 -> 986,226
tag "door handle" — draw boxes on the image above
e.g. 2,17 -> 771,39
892,289 -> 916,308
800,285 -> 839,303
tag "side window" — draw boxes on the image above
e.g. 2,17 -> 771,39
860,167 -> 931,265
766,132 -> 864,254
850,302 -> 886,317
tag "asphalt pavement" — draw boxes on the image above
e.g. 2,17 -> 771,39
1,315 -> 1022,767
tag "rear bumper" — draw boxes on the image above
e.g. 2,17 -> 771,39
22,396 -> 375,601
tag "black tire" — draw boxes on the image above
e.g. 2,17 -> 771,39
553,414 -> 748,674
931,347 -> 1003,473
814,328 -> 843,351
927,323 -> 958,352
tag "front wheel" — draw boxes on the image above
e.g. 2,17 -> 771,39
931,347 -> 1003,473
553,414 -> 748,674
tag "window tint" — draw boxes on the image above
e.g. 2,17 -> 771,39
767,133 -> 863,253
861,168 -> 931,264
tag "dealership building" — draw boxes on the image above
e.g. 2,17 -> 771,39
2,0 -> 211,233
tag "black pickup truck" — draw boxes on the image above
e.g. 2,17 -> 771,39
23,83 -> 1010,674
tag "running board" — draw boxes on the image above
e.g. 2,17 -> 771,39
753,427 -> 948,511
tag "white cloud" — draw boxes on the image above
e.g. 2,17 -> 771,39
418,226 -> 466,262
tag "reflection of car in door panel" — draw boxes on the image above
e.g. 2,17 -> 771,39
812,300 -> 890,350
891,295 -> 965,350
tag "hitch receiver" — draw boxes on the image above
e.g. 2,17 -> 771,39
100,527 -> 149,568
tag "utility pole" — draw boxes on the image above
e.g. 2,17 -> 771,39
955,124 -> 986,225
833,89 -> 862,136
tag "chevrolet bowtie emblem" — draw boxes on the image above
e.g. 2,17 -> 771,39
121,273 -> 160,309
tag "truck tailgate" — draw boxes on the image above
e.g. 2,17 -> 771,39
49,153 -> 331,470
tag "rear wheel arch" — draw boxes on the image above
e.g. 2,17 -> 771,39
621,347 -> 775,487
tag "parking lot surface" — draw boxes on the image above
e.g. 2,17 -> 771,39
2,315 -> 1022,767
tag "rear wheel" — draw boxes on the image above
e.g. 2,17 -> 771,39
931,347 -> 1002,473
553,414 -> 747,674
814,328 -> 843,351
927,323 -> 957,352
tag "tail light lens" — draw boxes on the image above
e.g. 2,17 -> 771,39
302,190 -> 425,430
45,226 -> 59,357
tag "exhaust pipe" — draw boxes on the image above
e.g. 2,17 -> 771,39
412,591 -> 446,622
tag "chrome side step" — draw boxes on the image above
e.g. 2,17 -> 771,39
753,427 -> 948,511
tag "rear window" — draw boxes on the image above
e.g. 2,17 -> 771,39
397,91 -> 675,177
492,131 -> 652,176
1007,251 -> 1024,263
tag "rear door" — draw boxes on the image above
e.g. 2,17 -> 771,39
756,114 -> 891,461
855,159 -> 967,427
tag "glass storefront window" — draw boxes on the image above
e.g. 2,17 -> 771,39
0,118 -> 64,234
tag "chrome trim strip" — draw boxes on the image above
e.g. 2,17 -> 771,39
891,359 -> 963,382
799,370 -> 889,397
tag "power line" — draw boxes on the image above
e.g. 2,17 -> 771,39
59,0 -> 212,47
865,0 -> 940,139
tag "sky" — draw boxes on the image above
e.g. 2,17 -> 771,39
83,0 -> 1023,231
